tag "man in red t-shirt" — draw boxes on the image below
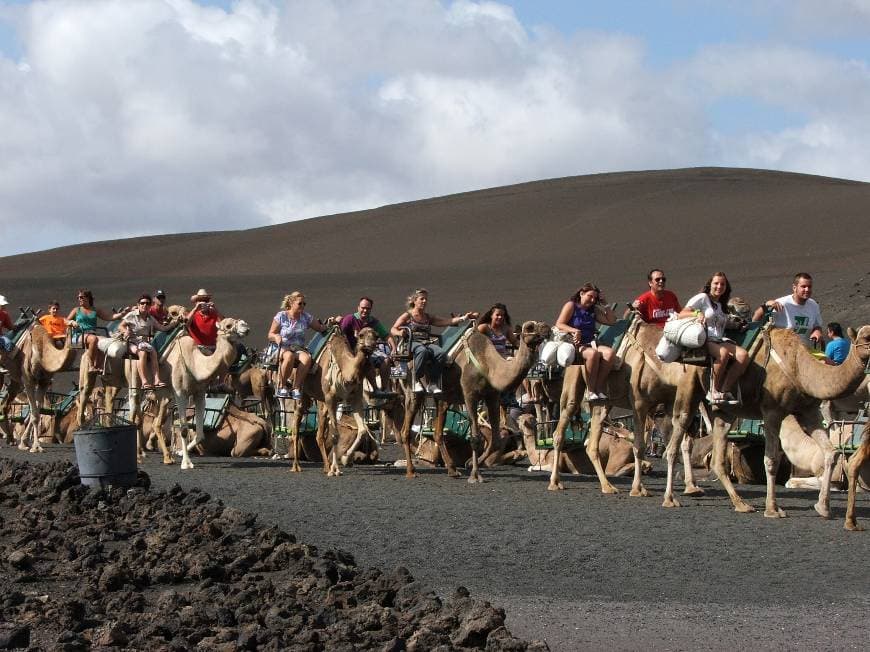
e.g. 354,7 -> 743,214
149,289 -> 170,325
632,269 -> 681,327
187,289 -> 222,348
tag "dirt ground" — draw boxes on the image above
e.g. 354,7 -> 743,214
2,441 -> 867,651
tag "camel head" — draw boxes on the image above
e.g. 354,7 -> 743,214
356,326 -> 378,355
167,304 -> 188,322
218,318 -> 251,340
847,325 -> 870,368
727,297 -> 752,330
520,321 -> 551,348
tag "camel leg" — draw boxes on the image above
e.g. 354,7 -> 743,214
153,396 -> 174,465
844,432 -> 868,531
128,387 -> 147,464
398,391 -> 418,478
585,405 -> 617,494
322,401 -> 342,477
477,393 -> 503,468
174,393 -> 195,470
761,412 -> 787,518
796,411 -> 837,519
342,410 -> 374,467
709,413 -> 756,513
23,384 -> 46,453
464,397 -> 487,484
629,402 -> 651,497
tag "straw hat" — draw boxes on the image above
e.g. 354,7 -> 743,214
190,288 -> 212,302
0,295 -> 7,307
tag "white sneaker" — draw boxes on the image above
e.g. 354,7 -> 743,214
585,391 -> 599,401
428,383 -> 442,394
413,381 -> 425,393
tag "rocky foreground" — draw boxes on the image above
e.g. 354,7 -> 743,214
0,459 -> 545,651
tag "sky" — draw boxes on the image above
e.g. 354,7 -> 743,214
1,0 -> 870,255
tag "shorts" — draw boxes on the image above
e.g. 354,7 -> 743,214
368,349 -> 389,366
282,343 -> 307,354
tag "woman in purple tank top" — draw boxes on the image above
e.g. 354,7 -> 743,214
555,283 -> 616,401
477,303 -> 519,358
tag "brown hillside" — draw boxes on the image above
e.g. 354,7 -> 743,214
2,167 -> 868,339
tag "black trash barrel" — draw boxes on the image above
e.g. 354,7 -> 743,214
73,413 -> 138,488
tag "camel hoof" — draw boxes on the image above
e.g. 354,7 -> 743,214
340,455 -> 349,466
181,461 -> 194,470
17,442 -> 28,451
467,475 -> 484,484
844,520 -> 864,532
813,502 -> 831,519
162,458 -> 174,465
405,471 -> 418,479
547,482 -> 564,491
683,486 -> 705,496
734,501 -> 756,514
447,470 -> 463,478
630,487 -> 651,497
764,507 -> 787,518
662,497 -> 681,508
601,484 -> 619,495
290,466 -> 302,473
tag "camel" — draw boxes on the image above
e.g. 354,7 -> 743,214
313,327 -> 379,476
546,317 -> 704,502
827,375 -> 870,531
448,321 -> 550,482
519,413 -> 650,477
192,402 -> 272,457
698,325 -> 870,520
6,324 -> 76,452
156,317 -> 250,469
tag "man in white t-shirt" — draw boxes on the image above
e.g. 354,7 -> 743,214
752,272 -> 823,348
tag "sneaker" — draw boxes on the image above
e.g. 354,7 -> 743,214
428,383 -> 442,395
290,389 -> 303,400
585,391 -> 600,401
276,388 -> 290,398
706,390 -> 725,405
596,392 -> 608,400
413,381 -> 425,393
723,391 -> 739,405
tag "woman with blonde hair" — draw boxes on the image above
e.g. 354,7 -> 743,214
267,291 -> 334,399
390,288 -> 477,394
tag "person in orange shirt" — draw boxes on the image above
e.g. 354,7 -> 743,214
38,301 -> 74,346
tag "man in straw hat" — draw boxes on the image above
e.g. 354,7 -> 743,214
188,289 -> 223,350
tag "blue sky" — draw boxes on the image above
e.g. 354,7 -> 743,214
1,0 -> 869,254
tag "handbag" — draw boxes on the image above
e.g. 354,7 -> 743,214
259,342 -> 279,367
663,316 -> 707,349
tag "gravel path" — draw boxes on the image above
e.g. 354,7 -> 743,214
2,442 -> 868,651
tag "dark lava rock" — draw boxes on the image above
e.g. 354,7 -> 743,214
0,458 -> 544,650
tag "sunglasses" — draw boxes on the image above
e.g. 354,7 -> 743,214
652,277 -> 666,283
139,301 -> 152,306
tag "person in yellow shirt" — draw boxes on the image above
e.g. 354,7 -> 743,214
38,301 -> 74,346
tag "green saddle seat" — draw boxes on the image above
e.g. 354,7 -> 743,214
597,318 -> 631,350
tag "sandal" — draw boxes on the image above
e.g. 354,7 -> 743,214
142,383 -> 155,390
155,381 -> 167,388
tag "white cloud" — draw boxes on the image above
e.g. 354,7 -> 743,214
0,0 -> 869,254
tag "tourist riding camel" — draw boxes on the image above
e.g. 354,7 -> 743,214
38,301 -> 74,347
752,272 -> 823,348
160,316 -> 250,469
339,296 -> 394,399
477,303 -> 530,407
268,291 -> 337,400
677,272 -> 749,405
0,294 -> 14,353
701,325 -> 870,520
824,322 -> 850,365
149,289 -> 171,325
554,283 -> 617,401
120,294 -> 178,389
187,289 -> 222,350
390,288 -> 477,394
66,289 -> 127,372
631,268 -> 681,327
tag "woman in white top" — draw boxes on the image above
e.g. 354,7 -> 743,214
677,272 -> 749,404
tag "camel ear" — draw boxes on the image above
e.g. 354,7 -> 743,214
847,327 -> 858,342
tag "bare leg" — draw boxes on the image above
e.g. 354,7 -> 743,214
293,351 -> 312,392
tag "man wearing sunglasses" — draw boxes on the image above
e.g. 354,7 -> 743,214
339,297 -> 395,399
631,269 -> 682,327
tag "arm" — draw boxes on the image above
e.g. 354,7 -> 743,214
476,323 -> 491,335
506,328 -> 520,348
390,313 -> 410,338
96,306 -> 127,321
430,311 -> 477,327
555,301 -> 578,335
267,319 -> 282,345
